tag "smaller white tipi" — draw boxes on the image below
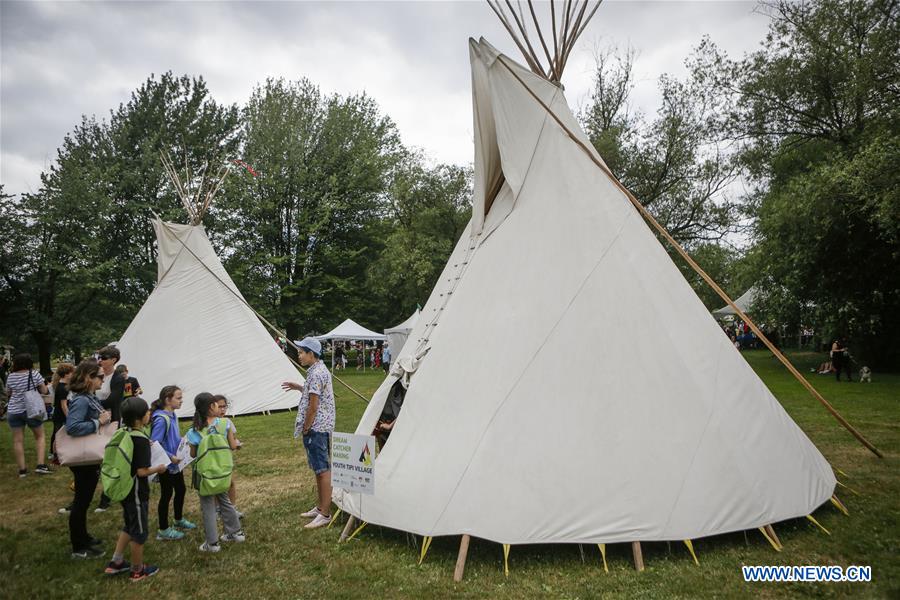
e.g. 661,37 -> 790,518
384,309 -> 420,356
116,156 -> 302,417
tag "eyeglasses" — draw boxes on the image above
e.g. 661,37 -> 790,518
99,356 -> 113,361
92,374 -> 105,380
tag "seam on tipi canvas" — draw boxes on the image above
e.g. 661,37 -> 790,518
659,345 -> 722,537
426,208 -> 637,537
154,224 -> 195,290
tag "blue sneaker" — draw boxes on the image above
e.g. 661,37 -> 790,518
173,518 -> 197,530
156,527 -> 185,541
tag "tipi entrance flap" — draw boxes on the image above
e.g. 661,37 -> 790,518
471,38 -> 564,237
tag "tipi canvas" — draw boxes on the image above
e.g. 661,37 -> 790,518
384,309 -> 420,356
334,39 -> 835,546
116,219 -> 302,418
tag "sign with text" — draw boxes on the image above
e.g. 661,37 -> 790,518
331,432 -> 376,495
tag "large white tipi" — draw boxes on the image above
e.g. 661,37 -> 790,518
116,159 -> 302,417
334,37 -> 836,562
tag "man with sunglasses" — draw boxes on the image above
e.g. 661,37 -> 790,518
94,345 -> 126,512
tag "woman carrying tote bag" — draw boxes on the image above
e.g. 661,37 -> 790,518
4,353 -> 51,477
65,359 -> 112,559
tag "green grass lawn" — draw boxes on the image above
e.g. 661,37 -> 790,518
1,351 -> 897,599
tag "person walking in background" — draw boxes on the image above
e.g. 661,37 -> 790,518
283,337 -> 335,529
382,342 -> 391,374
4,353 -> 52,477
831,338 -> 853,382
356,342 -> 364,370
333,344 -> 344,371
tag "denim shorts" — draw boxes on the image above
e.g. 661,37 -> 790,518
302,431 -> 331,475
7,411 -> 44,430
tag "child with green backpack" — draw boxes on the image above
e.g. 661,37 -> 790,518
101,397 -> 172,581
186,392 -> 245,553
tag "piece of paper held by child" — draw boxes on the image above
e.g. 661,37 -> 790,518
148,441 -> 171,483
175,436 -> 194,472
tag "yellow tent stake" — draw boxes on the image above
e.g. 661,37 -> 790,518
327,508 -> 342,529
683,540 -> 700,566
597,544 -> 608,573
830,495 -> 850,516
806,515 -> 831,535
503,544 -> 511,577
836,480 -> 860,496
418,536 -> 433,565
758,527 -> 782,552
347,521 -> 368,541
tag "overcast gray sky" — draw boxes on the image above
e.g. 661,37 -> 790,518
1,1 -> 772,197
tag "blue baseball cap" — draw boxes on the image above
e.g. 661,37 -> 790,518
298,337 -> 322,357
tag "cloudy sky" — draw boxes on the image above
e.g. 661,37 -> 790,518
1,1 -> 772,197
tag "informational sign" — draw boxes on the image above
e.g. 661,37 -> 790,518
331,432 -> 376,495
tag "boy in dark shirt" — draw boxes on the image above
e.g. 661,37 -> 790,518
115,364 -> 143,399
104,397 -> 171,581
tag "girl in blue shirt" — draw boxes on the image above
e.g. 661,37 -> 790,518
150,386 -> 196,540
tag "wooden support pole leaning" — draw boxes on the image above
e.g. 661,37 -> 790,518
597,543 -> 609,573
758,527 -> 782,552
339,515 -> 357,542
631,541 -> 644,571
453,535 -> 471,582
494,55 -> 883,460
831,494 -> 850,516
764,525 -> 782,549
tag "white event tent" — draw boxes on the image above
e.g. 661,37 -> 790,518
312,318 -> 386,371
712,287 -> 758,318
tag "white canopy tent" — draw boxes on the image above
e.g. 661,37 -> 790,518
383,309 -> 420,357
712,287 -> 758,319
117,220 -> 303,418
312,318 -> 386,371
334,39 -> 835,559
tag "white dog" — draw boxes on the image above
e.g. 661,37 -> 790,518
859,366 -> 872,383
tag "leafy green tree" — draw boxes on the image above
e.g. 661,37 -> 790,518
0,74 -> 240,370
217,78 -> 404,338
582,44 -> 743,247
366,157 -> 472,324
730,0 -> 899,367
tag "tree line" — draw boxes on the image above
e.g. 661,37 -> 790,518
2,0 -> 897,371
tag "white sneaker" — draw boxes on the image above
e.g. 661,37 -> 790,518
300,506 -> 321,519
220,530 -> 246,543
304,513 -> 331,529
199,541 -> 221,553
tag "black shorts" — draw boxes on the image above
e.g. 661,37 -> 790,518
121,496 -> 149,544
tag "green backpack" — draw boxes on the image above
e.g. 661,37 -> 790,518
193,422 -> 233,497
101,428 -> 148,502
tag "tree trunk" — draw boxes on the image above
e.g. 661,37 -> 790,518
33,332 -> 53,376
